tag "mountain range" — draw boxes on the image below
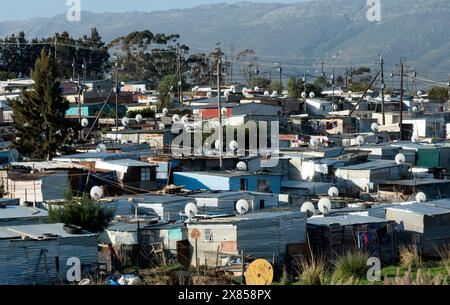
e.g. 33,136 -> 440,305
0,0 -> 449,87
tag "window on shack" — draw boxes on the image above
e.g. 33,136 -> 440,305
141,167 -> 152,181
204,229 -> 213,242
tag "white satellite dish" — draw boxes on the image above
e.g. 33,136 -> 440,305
236,161 -> 247,171
162,108 -> 169,116
242,87 -> 248,95
158,123 -> 165,130
230,85 -> 236,93
172,114 -> 180,123
184,203 -> 198,218
328,187 -> 339,198
333,104 -> 339,111
224,91 -> 230,98
271,91 -> 278,96
236,199 -> 249,215
96,143 -> 107,153
309,92 -> 315,98
395,153 -> 406,165
264,91 -> 270,96
81,118 -> 89,128
214,139 -> 221,150
417,91 -> 422,96
371,123 -> 379,132
412,106 -> 419,112
411,134 -> 419,143
90,186 -> 103,201
229,140 -> 239,152
135,114 -> 143,123
207,91 -> 212,98
415,192 -> 427,203
318,198 -> 332,215
301,92 -> 307,99
356,135 -> 365,146
310,137 -> 319,147
185,126 -> 193,132
254,86 -> 259,92
181,115 -> 189,124
301,201 -> 316,217
193,86 -> 200,92
221,107 -> 228,115
121,117 -> 130,127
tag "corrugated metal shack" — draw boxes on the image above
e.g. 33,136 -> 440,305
0,203 -> 48,226
98,221 -> 187,271
385,200 -> 450,257
186,210 -> 307,267
0,223 -> 98,285
307,215 -> 395,262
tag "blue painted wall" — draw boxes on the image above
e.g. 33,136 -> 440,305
173,172 -> 281,193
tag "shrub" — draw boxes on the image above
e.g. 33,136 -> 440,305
126,107 -> 155,119
399,244 -> 422,270
332,250 -> 370,280
48,197 -> 115,233
297,256 -> 327,285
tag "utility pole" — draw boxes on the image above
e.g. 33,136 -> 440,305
77,74 -> 81,125
345,68 -> 349,88
217,48 -> 223,170
82,58 -> 87,83
400,58 -> 404,141
331,68 -> 335,104
115,61 -> 119,138
177,44 -> 183,106
279,63 -> 283,92
72,58 -> 76,81
320,59 -> 325,78
380,54 -> 386,125
303,72 -> 307,113
230,43 -> 234,84
54,36 -> 57,61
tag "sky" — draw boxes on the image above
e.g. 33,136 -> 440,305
0,0 -> 305,22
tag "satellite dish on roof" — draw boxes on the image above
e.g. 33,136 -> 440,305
181,115 -> 189,124
412,106 -> 419,112
301,201 -> 316,218
193,86 -> 199,92
254,86 -> 259,92
301,92 -> 307,99
162,108 -> 169,116
309,92 -> 315,98
242,87 -> 248,95
356,135 -> 365,146
371,123 -> 379,132
207,91 -> 212,98
310,137 -> 319,147
318,198 -> 332,215
172,114 -> 180,123
264,91 -> 270,96
230,85 -> 236,93
224,91 -> 230,98
158,123 -> 165,130
214,139 -> 221,150
417,91 -> 422,96
395,153 -> 406,165
184,203 -> 198,218
411,134 -> 419,143
236,161 -> 247,171
328,187 -> 339,198
81,118 -> 89,127
221,107 -> 228,115
236,199 -> 249,215
415,192 -> 427,203
96,143 -> 107,153
135,114 -> 143,123
271,91 -> 278,97
229,140 -> 239,152
333,104 -> 339,111
121,117 -> 130,127
90,186 -> 103,201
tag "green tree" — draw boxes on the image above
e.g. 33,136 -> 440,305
269,80 -> 283,94
428,86 -> 449,101
48,196 -> 114,233
0,183 -> 6,198
9,49 -> 70,160
157,74 -> 177,110
252,77 -> 271,88
287,77 -> 303,98
0,71 -> 16,81
126,107 -> 155,119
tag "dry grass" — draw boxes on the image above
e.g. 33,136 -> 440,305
297,256 -> 327,285
332,250 -> 370,280
399,244 -> 422,270
383,268 -> 448,285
